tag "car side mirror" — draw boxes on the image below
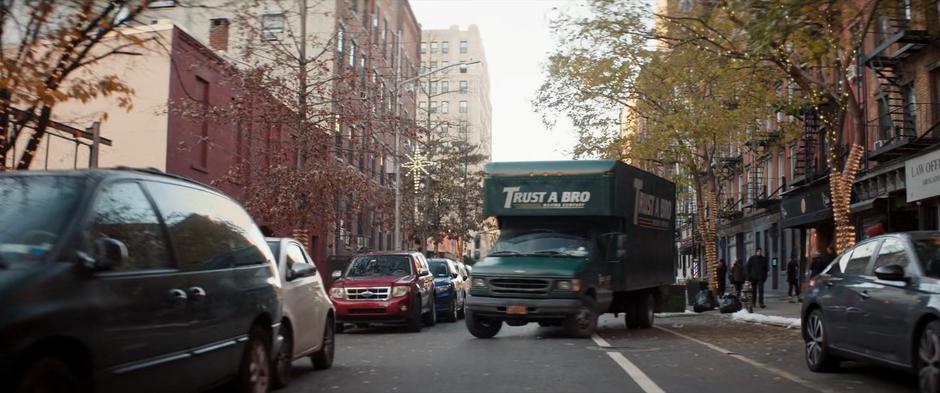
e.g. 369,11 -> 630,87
331,270 -> 343,279
418,268 -> 430,276
288,262 -> 317,281
874,264 -> 908,282
93,237 -> 127,270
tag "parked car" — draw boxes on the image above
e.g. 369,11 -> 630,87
428,258 -> 467,322
265,238 -> 335,388
802,232 -> 940,393
329,251 -> 436,332
0,169 -> 282,393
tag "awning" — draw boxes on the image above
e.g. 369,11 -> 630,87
850,197 -> 886,213
781,178 -> 832,229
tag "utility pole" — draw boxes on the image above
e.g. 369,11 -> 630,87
296,0 -> 308,169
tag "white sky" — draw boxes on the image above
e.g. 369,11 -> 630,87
410,0 -> 581,162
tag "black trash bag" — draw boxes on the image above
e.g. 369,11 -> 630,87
719,294 -> 742,314
692,289 -> 716,313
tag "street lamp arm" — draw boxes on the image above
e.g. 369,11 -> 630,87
398,60 -> 482,88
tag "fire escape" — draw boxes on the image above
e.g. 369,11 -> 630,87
792,107 -> 822,185
864,2 -> 934,162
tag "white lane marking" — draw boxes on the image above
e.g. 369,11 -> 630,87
654,326 -> 836,393
591,334 -> 666,393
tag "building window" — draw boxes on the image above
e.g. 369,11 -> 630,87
903,83 -> 916,135
337,25 -> 345,54
430,101 -> 439,113
441,81 -> 449,93
430,81 -> 438,94
261,13 -> 285,41
349,40 -> 357,67
442,41 -> 449,54
440,123 -> 448,134
359,57 -> 366,85
430,61 -> 437,70
441,60 -> 449,71
878,98 -> 892,140
372,7 -> 379,42
350,0 -> 357,13
932,68 -> 940,126
148,0 -> 176,7
430,41 -> 438,53
459,40 -> 468,54
459,80 -> 468,94
420,42 -> 427,54
459,100 -> 467,113
419,101 -> 426,112
382,18 -> 389,55
459,121 -> 468,134
441,101 -> 449,114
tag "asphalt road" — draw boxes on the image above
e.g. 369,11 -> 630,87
277,313 -> 919,393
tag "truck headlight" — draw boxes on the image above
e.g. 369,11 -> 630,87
329,287 -> 345,299
471,278 -> 487,288
392,286 -> 411,297
556,279 -> 581,291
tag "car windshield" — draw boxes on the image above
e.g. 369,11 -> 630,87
346,255 -> 413,277
0,176 -> 85,264
429,260 -> 450,277
914,237 -> 940,278
490,228 -> 590,258
266,241 -> 281,259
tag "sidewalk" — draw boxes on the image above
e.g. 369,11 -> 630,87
727,294 -> 803,329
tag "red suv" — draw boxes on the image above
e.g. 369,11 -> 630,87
330,252 -> 437,332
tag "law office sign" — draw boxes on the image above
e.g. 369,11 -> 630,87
906,148 -> 940,202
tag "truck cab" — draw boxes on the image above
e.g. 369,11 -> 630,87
465,160 -> 676,338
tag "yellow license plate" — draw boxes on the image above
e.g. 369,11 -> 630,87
506,305 -> 528,315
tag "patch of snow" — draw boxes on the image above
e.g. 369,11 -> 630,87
655,311 -> 698,317
730,310 -> 801,329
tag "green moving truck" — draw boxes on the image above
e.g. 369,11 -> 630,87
465,160 -> 676,338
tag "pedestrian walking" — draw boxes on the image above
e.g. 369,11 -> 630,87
745,248 -> 768,308
716,259 -> 727,295
786,254 -> 800,302
730,259 -> 745,296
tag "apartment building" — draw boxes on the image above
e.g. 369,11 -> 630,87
418,25 -> 492,162
142,0 -> 422,267
853,1 -> 940,234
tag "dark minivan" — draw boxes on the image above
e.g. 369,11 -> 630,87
0,169 -> 282,393
802,232 -> 940,393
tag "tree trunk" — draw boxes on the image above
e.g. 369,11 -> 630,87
830,143 -> 864,254
15,106 -> 52,170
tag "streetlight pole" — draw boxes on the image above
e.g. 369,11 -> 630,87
393,60 -> 481,250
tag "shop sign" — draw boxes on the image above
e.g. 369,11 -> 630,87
906,149 -> 940,202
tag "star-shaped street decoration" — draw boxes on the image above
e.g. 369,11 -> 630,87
402,151 -> 433,176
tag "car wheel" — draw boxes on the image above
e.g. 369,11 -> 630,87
563,298 -> 598,338
423,297 -> 437,326
804,309 -> 839,372
407,297 -> 423,333
457,295 -> 467,319
272,326 -> 292,389
311,317 -> 335,370
236,326 -> 272,393
443,298 -> 458,322
15,357 -> 85,393
635,293 -> 655,329
918,321 -> 940,393
466,310 -> 502,338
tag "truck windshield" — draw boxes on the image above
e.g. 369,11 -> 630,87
346,255 -> 413,277
490,229 -> 590,258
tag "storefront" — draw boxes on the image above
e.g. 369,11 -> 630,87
780,178 -> 833,280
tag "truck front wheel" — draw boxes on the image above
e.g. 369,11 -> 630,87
635,293 -> 655,329
564,298 -> 598,338
466,311 -> 502,338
